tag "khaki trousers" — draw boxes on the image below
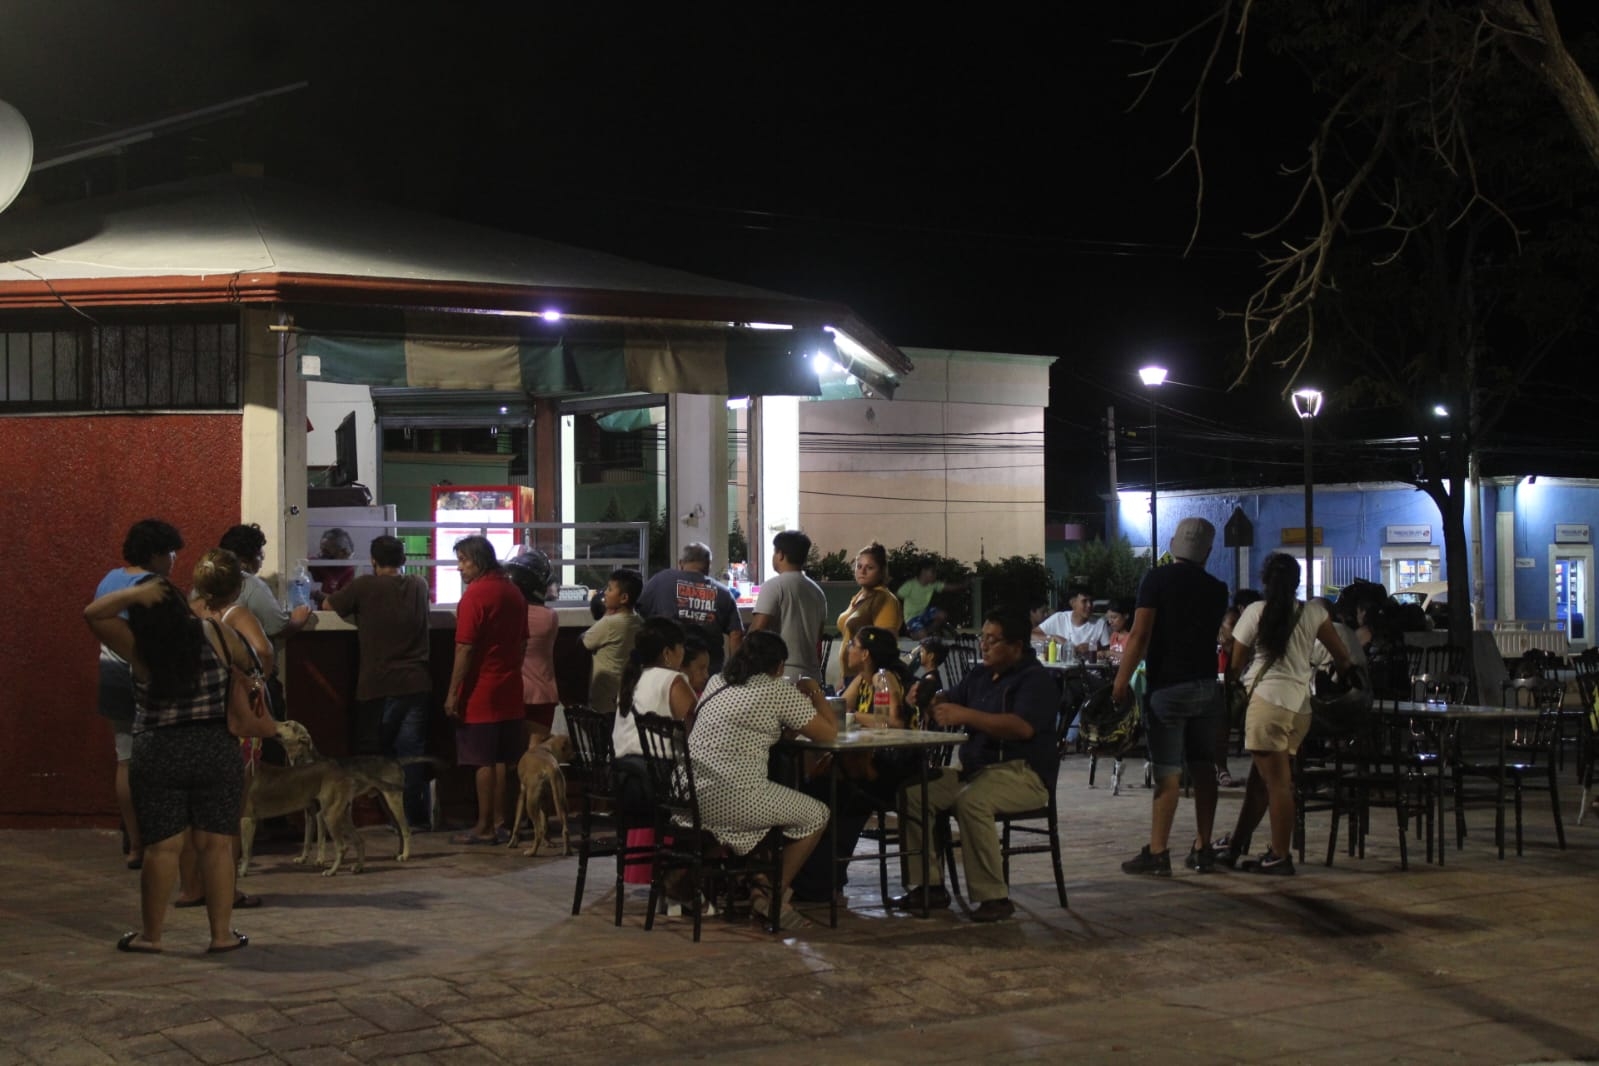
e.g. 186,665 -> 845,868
901,761 -> 1048,904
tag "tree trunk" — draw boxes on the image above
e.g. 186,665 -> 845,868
1486,0 -> 1599,172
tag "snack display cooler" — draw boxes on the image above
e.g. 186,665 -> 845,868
430,485 -> 534,604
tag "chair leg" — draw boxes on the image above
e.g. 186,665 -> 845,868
1550,763 -> 1567,850
613,817 -> 629,928
1048,810 -> 1068,909
876,810 -> 891,905
571,800 -> 591,916
1001,819 -> 1012,887
1088,753 -> 1098,788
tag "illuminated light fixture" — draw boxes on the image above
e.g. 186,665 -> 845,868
725,397 -> 750,410
747,321 -> 794,330
1139,365 -> 1167,556
812,352 -> 834,375
540,309 -> 562,322
498,406 -> 509,415
1433,404 -> 1449,418
1139,365 -> 1168,388
1291,388 -> 1324,419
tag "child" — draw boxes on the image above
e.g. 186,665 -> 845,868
1104,598 -> 1134,666
680,637 -> 713,698
581,568 -> 644,715
614,618 -> 696,887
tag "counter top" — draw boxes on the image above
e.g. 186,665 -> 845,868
305,605 -> 609,632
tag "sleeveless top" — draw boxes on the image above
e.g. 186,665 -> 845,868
613,666 -> 689,758
132,628 -> 230,734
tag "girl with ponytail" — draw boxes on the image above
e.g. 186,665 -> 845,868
611,617 -> 695,758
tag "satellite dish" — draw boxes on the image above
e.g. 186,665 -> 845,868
0,100 -> 34,214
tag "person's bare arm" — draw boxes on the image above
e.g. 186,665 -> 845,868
445,643 -> 475,719
85,579 -> 169,671
668,676 -> 697,721
748,612 -> 775,633
794,678 -> 838,742
1112,607 -> 1156,706
1315,617 -> 1354,673
224,606 -> 276,675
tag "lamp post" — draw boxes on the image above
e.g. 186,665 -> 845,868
1291,388 -> 1323,597
1139,366 -> 1168,559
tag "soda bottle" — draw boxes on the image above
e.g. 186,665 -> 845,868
871,669 -> 893,729
288,561 -> 312,610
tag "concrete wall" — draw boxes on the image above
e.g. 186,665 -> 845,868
797,348 -> 1051,563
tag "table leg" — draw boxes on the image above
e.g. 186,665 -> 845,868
919,759 -> 931,919
827,760 -> 840,929
1495,718 -> 1508,860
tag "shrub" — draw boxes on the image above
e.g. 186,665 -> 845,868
1062,536 -> 1150,603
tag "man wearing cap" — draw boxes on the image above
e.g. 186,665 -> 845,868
1113,517 -> 1230,876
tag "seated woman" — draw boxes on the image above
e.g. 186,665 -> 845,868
791,626 -> 916,904
85,577 -> 270,955
687,631 -> 836,929
613,618 -> 697,886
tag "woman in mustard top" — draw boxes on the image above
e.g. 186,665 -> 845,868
836,542 -> 904,669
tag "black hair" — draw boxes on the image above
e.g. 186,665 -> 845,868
122,519 -> 184,567
1233,588 -> 1263,610
127,582 -> 205,699
918,636 -> 949,669
981,607 -> 1031,646
609,567 -> 643,606
320,528 -> 355,557
772,529 -> 812,566
682,636 -> 710,665
618,617 -> 688,717
722,630 -> 789,685
1255,553 -> 1303,661
453,534 -> 501,573
370,535 -> 407,569
218,523 -> 266,562
1067,583 -> 1094,602
853,625 -> 913,689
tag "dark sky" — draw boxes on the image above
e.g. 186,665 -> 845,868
7,4 -> 1591,519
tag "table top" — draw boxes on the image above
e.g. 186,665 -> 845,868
1376,701 -> 1543,720
780,728 -> 968,752
1041,659 -> 1117,673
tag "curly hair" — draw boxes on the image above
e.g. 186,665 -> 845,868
218,523 -> 266,563
122,519 -> 184,567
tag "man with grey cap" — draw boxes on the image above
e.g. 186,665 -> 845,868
1112,516 -> 1230,876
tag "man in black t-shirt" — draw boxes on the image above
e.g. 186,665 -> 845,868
1112,517 -> 1229,877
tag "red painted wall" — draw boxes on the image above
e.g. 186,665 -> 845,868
0,414 -> 243,826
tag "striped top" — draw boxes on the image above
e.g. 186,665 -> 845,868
132,635 -> 230,733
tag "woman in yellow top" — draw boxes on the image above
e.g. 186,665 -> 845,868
836,542 -> 904,661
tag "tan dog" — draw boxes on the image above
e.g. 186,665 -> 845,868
508,733 -> 571,857
274,719 -> 417,871
240,720 -> 365,877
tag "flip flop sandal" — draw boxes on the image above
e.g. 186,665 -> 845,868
116,931 -> 162,955
206,931 -> 249,954
175,893 -> 263,909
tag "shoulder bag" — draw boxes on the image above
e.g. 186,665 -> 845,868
209,619 -> 277,739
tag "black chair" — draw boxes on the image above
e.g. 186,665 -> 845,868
564,706 -> 651,925
632,715 -> 785,940
1574,653 -> 1599,825
939,710 -> 1069,910
859,727 -> 962,904
1451,680 -> 1567,858
1405,642 -> 1465,683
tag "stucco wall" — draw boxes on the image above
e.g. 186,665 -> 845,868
0,414 -> 242,825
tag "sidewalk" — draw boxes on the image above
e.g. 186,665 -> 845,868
2,756 -> 1596,1065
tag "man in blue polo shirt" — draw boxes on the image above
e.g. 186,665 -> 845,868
889,608 -> 1058,923
1113,516 -> 1230,876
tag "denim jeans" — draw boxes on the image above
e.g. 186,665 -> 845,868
1144,679 -> 1222,780
379,691 -> 432,828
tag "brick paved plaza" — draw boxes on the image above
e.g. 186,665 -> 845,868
3,756 -> 1595,1065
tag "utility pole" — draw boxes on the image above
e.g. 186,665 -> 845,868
1105,405 -> 1118,541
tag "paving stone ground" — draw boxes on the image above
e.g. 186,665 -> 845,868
3,755 -> 1596,1065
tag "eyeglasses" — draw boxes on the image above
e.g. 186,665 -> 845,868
977,634 -> 1012,647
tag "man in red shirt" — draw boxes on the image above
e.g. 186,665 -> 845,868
445,535 -> 528,845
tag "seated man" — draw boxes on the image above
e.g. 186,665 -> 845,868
890,608 -> 1059,923
1034,583 -> 1108,662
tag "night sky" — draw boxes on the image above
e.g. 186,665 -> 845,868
4,4 -> 1594,520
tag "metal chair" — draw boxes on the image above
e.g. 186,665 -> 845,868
632,715 -> 785,940
1448,680 -> 1566,858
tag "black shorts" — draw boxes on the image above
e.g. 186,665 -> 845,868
129,721 -> 244,845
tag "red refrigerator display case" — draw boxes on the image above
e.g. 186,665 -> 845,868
430,484 -> 535,604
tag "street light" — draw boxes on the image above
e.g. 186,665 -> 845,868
1291,387 -> 1324,597
1139,366 -> 1168,559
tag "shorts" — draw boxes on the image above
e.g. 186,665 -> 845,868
113,719 -> 134,762
129,721 -> 245,845
1144,678 -> 1222,780
455,719 -> 524,767
1244,695 -> 1312,755
524,702 -> 557,732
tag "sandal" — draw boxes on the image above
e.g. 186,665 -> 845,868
206,930 -> 249,954
116,931 -> 162,955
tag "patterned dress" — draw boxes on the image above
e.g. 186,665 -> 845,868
687,674 -> 829,855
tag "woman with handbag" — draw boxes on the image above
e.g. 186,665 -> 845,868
1214,553 -> 1357,876
85,576 -> 275,955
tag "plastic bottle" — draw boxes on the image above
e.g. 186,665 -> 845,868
871,669 -> 893,729
288,561 -> 312,610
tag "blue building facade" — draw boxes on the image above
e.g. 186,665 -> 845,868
1111,477 -> 1595,649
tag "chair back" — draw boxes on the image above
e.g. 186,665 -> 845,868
564,705 -> 616,793
1411,673 -> 1470,705
941,636 -> 980,688
1406,642 -> 1464,682
1515,679 -> 1567,755
633,715 -> 701,834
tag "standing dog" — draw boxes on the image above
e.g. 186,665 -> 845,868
508,733 -> 571,857
271,719 -> 420,872
240,721 -> 365,876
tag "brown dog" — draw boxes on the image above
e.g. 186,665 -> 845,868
508,733 -> 571,857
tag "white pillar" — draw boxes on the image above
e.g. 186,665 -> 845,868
239,309 -> 305,592
758,395 -> 801,579
667,394 -> 728,570
560,414 -> 577,586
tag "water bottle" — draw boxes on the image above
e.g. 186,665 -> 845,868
871,669 -> 893,729
288,561 -> 312,610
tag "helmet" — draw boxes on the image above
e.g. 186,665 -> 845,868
505,550 -> 553,603
1308,665 -> 1372,739
1077,684 -> 1140,754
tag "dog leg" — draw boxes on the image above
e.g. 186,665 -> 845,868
294,802 -> 317,865
379,788 -> 411,862
238,815 -> 256,878
508,786 -> 529,849
551,767 -> 570,857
